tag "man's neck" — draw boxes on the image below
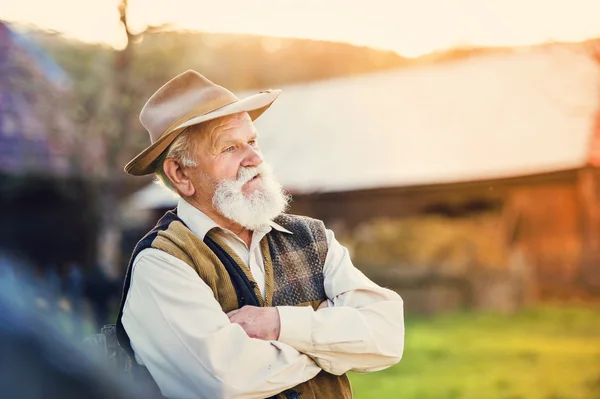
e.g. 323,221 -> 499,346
185,197 -> 253,247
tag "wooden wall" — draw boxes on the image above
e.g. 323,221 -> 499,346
289,168 -> 600,298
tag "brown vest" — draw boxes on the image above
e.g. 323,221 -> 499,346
118,211 -> 352,399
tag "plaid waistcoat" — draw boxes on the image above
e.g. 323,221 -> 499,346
116,210 -> 352,399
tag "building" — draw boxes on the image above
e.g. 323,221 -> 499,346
0,21 -> 93,268
125,43 -> 600,306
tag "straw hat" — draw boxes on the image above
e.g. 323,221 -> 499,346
124,70 -> 281,176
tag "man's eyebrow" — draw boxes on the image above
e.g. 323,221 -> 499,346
215,133 -> 258,148
216,139 -> 237,148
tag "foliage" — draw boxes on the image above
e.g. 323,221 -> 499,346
350,306 -> 600,399
21,26 -> 410,181
36,29 -> 409,89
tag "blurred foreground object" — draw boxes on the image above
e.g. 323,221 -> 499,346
0,254 -> 155,399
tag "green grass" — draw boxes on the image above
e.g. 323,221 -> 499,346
349,306 -> 600,399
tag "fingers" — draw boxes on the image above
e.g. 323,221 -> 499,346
227,305 -> 253,319
225,307 -> 281,340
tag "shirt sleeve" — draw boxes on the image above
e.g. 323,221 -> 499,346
122,248 -> 321,399
276,229 -> 405,375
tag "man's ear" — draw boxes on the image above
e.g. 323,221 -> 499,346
163,159 -> 195,197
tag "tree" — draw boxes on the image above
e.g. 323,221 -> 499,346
53,0 -> 174,276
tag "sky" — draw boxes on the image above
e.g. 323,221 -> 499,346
1,0 -> 600,57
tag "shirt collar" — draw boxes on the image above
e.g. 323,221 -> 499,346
177,198 -> 293,240
269,221 -> 293,235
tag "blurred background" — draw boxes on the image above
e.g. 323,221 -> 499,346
1,0 -> 600,398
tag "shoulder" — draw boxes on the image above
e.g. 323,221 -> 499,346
131,248 -> 198,282
137,209 -> 197,248
133,210 -> 183,250
131,210 -> 198,269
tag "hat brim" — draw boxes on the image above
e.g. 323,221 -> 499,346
124,89 -> 281,176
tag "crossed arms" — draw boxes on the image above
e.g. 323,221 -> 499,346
122,230 -> 404,399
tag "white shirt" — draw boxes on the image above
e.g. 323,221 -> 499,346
122,198 -> 405,399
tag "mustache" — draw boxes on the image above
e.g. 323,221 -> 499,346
212,161 -> 289,230
237,168 -> 259,184
236,164 -> 270,184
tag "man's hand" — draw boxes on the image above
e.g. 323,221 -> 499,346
227,306 -> 281,341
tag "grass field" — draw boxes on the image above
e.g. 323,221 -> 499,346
349,306 -> 600,399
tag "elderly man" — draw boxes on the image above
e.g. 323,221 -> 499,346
116,70 -> 404,399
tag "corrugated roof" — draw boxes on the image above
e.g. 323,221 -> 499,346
128,44 -> 600,210
252,45 -> 600,194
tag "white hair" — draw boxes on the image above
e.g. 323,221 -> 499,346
154,127 -> 198,192
213,162 -> 290,229
154,115 -> 290,228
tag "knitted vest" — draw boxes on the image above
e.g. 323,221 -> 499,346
116,211 -> 352,399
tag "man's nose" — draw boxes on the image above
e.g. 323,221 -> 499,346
241,145 -> 263,167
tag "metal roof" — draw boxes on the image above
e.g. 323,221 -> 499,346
129,44 -> 600,208
253,45 -> 600,194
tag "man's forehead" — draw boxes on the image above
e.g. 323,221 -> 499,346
209,114 -> 256,143
212,113 -> 247,129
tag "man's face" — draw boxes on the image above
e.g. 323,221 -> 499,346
189,112 -> 264,197
185,112 -> 289,229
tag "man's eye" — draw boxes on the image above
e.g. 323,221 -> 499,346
248,140 -> 257,146
223,146 -> 235,153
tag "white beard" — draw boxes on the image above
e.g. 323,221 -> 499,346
212,162 -> 290,230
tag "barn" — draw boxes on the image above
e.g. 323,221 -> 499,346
124,43 -> 600,310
